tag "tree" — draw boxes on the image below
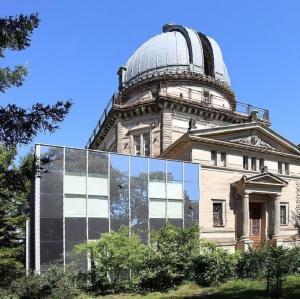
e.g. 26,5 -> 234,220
0,13 -> 72,147
0,13 -> 72,287
0,146 -> 34,287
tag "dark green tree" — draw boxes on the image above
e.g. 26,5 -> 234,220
0,13 -> 72,147
0,13 -> 72,287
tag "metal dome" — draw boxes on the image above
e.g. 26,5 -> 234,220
121,24 -> 231,86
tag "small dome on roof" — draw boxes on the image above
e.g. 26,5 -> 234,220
121,24 -> 231,87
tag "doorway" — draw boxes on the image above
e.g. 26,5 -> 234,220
249,202 -> 266,246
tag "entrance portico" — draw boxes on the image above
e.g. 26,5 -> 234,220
233,171 -> 288,249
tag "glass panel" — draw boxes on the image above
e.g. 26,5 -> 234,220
149,199 -> 166,218
88,151 -> 108,175
65,218 -> 86,242
64,195 -> 86,217
88,218 -> 109,240
40,218 -> 63,241
150,218 -> 166,231
149,159 -> 165,182
167,200 -> 183,218
168,218 -> 183,228
167,161 -> 183,200
87,196 -> 108,218
130,156 -> 148,242
149,181 -> 165,198
40,193 -> 63,218
88,151 -> 109,196
110,154 -> 129,231
184,163 -> 199,227
65,241 -> 87,272
39,146 -> 64,270
65,174 -> 86,195
40,242 -> 63,271
65,148 -> 86,174
40,146 -> 63,194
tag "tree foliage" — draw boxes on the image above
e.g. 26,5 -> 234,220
0,146 -> 34,287
0,12 -> 72,287
0,13 -> 72,147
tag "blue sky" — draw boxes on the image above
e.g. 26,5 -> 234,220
2,0 -> 300,159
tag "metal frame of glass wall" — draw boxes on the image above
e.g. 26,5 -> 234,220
33,144 -> 201,273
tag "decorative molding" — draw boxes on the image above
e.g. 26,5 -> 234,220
229,135 -> 276,151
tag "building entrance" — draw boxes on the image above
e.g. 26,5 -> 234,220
249,202 -> 265,246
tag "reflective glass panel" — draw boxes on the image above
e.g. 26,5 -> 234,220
110,154 -> 129,231
184,163 -> 199,227
130,156 -> 149,242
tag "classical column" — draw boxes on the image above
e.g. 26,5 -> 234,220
273,193 -> 281,239
241,192 -> 250,242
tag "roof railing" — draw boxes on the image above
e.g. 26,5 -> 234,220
86,89 -> 269,149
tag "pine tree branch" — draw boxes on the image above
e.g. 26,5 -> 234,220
0,66 -> 27,92
0,100 -> 73,146
0,13 -> 40,57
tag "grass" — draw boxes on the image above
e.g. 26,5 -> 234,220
78,275 -> 300,298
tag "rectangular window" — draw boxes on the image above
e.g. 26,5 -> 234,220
143,133 -> 150,157
211,150 -> 217,166
221,152 -> 226,167
278,162 -> 283,174
213,202 -> 224,226
280,204 -> 288,225
251,157 -> 257,171
285,163 -> 289,175
259,158 -> 264,171
243,156 -> 248,170
134,135 -> 141,155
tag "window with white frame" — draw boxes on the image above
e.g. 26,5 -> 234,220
280,203 -> 289,225
212,200 -> 226,227
133,132 -> 151,156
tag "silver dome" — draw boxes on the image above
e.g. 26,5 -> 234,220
122,24 -> 231,86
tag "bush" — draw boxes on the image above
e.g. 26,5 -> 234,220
138,224 -> 199,291
237,244 -> 300,297
192,241 -> 238,286
76,226 -> 147,293
237,245 -> 268,279
9,265 -> 81,299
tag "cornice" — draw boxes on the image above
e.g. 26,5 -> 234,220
119,71 -> 236,109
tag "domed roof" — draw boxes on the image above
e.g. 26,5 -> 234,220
121,24 -> 231,87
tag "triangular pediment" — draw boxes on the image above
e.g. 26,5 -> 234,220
244,172 -> 288,186
188,123 -> 300,155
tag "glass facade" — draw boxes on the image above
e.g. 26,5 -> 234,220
35,145 -> 200,272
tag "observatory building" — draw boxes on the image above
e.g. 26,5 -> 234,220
30,24 -> 300,272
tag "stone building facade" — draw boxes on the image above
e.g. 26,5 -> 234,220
86,23 -> 300,251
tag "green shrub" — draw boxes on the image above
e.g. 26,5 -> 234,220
192,241 -> 238,286
76,226 -> 147,293
237,245 -> 268,279
9,265 -> 80,299
138,224 -> 199,291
